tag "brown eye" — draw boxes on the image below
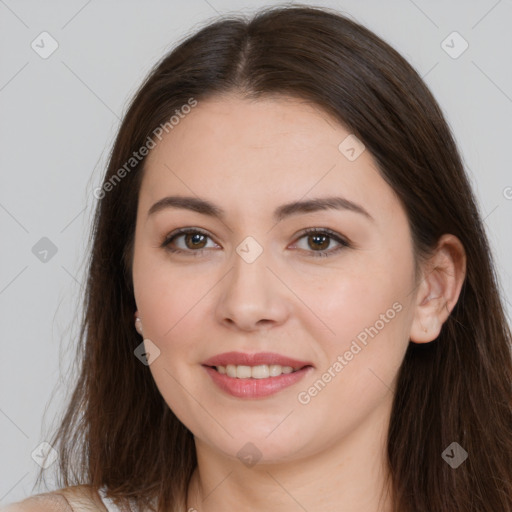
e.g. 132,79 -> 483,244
307,233 -> 330,251
292,228 -> 350,258
161,228 -> 218,256
161,227 -> 350,259
182,232 -> 208,250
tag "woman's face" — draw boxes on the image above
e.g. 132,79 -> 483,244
132,94 -> 418,464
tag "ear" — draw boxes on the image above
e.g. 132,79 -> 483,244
410,234 -> 466,343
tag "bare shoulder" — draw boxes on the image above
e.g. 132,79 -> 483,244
0,492 -> 71,512
1,485 -> 107,512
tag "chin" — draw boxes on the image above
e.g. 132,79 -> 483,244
194,420 -> 320,466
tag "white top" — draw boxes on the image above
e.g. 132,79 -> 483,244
97,487 -> 120,511
97,487 -> 137,512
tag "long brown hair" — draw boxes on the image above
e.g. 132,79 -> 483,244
38,5 -> 512,511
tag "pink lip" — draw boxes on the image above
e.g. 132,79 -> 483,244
202,351 -> 312,369
202,351 -> 314,399
203,365 -> 313,399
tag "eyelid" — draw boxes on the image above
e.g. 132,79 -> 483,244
161,226 -> 351,257
290,227 -> 351,257
293,227 -> 350,246
160,227 -> 219,250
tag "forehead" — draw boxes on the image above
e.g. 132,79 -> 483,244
140,94 -> 400,221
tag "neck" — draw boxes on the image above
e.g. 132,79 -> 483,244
186,397 -> 394,512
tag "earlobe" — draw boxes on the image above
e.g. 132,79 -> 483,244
134,311 -> 143,336
409,234 -> 466,344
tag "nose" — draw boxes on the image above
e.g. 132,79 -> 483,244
215,245 -> 291,332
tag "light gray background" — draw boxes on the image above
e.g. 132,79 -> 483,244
1,0 -> 511,505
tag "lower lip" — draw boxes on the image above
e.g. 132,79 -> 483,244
203,365 -> 312,399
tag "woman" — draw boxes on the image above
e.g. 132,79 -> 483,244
5,4 -> 511,512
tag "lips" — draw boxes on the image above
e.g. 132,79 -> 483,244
202,351 -> 313,369
202,351 -> 314,399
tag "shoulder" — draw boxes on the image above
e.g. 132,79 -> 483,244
0,492 -> 70,512
1,485 -> 107,512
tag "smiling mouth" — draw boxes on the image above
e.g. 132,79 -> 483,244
208,364 -> 311,379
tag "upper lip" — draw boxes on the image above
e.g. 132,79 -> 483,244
203,351 -> 313,369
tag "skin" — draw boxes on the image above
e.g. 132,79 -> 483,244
131,94 -> 466,512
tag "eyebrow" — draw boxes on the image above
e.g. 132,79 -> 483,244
147,195 -> 374,223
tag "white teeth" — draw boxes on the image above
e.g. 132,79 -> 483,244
215,364 -> 298,378
269,364 -> 282,377
236,365 -> 252,379
226,364 -> 237,378
252,365 -> 269,379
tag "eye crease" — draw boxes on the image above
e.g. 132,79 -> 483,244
160,227 -> 351,258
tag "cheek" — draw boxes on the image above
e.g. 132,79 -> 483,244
294,244 -> 414,405
327,279 -> 406,348
133,246 -> 211,342
133,258 -> 212,421
295,257 -> 411,351
294,285 -> 410,442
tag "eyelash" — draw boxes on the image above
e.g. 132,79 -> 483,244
160,227 -> 351,258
